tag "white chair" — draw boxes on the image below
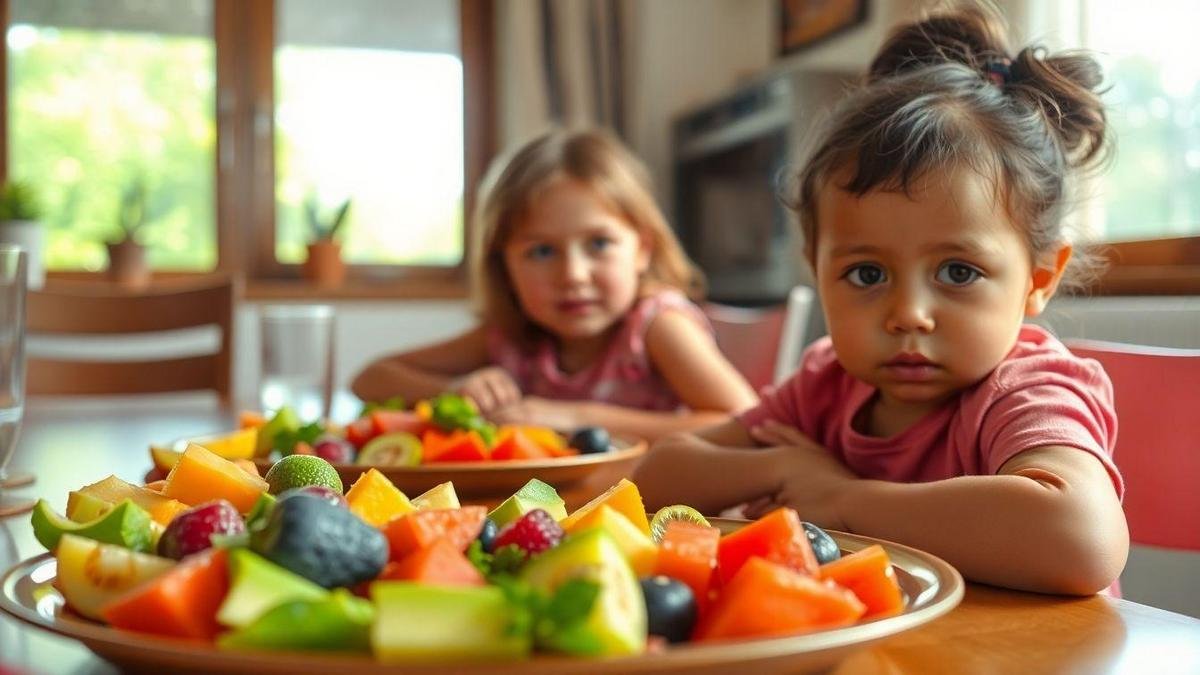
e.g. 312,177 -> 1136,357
703,285 -> 816,392
773,285 -> 816,384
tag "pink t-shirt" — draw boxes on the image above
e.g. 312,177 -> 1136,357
487,290 -> 710,411
738,325 -> 1124,497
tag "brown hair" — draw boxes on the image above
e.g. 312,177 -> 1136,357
469,128 -> 703,343
789,3 -> 1110,289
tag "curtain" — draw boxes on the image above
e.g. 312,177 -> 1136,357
495,0 -> 627,149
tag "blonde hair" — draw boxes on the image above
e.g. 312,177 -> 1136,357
469,128 -> 703,344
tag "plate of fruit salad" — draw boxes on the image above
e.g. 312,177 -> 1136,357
147,394 -> 647,501
1,446 -> 963,674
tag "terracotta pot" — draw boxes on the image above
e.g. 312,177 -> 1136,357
303,240 -> 346,287
106,239 -> 150,289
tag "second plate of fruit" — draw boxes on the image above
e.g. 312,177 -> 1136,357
146,394 -> 646,500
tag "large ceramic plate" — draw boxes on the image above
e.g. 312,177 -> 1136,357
0,527 -> 963,674
250,437 -> 648,501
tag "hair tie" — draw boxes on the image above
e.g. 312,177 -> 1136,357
984,57 -> 1012,86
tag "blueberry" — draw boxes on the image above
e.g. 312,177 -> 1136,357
640,576 -> 697,644
803,521 -> 841,564
477,517 -> 499,553
569,426 -> 611,454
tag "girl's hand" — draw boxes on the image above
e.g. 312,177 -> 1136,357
452,367 -> 522,413
488,397 -> 582,430
750,422 -> 857,530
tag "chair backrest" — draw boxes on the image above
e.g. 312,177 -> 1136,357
703,302 -> 786,392
703,285 -> 815,392
774,285 -> 816,384
26,277 -> 237,400
1065,339 -> 1200,552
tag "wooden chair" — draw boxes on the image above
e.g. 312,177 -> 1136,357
26,277 -> 237,400
704,285 -> 815,391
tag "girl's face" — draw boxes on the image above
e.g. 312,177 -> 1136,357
503,179 -> 649,343
814,169 -> 1050,415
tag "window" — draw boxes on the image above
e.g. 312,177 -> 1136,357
7,0 -> 216,271
2,0 -> 493,291
1084,0 -> 1200,242
274,0 -> 465,268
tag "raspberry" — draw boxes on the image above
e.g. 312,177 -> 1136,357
492,508 -> 564,556
157,500 -> 246,560
313,435 -> 355,464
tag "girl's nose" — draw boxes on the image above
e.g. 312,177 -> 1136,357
559,247 -> 591,284
884,285 -> 935,334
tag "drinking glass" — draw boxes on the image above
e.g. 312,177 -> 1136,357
0,245 -> 34,516
259,304 -> 334,421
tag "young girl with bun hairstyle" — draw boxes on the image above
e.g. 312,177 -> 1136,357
635,5 -> 1128,594
353,129 -> 757,441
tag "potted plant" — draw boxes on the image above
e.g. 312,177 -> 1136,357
107,176 -> 153,288
302,194 -> 351,287
0,181 -> 45,289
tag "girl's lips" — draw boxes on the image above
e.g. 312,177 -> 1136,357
882,363 -> 940,382
557,299 -> 598,315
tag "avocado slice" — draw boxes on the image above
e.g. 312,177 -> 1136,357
488,479 -> 567,526
31,499 -> 156,553
218,588 -> 374,652
217,548 -> 327,628
520,528 -> 647,656
371,583 -> 531,662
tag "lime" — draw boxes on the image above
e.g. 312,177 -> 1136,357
264,455 -> 343,495
356,432 -> 423,467
649,505 -> 710,544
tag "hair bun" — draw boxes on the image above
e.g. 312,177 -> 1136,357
868,6 -> 1108,169
867,6 -> 1011,84
1009,47 -> 1108,168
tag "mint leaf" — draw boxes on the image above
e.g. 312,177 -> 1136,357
490,544 -> 526,577
545,578 -> 601,627
275,421 -> 324,455
466,540 -> 492,577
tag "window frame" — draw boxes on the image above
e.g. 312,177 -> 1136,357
0,0 -> 494,298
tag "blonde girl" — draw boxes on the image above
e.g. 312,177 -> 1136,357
353,129 -> 757,441
634,6 -> 1128,595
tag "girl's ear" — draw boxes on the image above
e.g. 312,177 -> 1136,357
1024,243 -> 1072,317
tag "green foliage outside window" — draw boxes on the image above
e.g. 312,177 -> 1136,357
9,28 -> 216,270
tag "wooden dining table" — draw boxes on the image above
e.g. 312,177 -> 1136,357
2,394 -> 1199,674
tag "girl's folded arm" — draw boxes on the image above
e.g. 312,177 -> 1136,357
350,326 -> 491,403
835,446 -> 1128,595
633,418 -> 783,514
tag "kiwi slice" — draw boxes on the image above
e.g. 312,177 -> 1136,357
356,432 -> 423,466
649,505 -> 710,544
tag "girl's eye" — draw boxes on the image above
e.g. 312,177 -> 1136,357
844,264 -> 887,288
586,236 -> 614,252
525,243 -> 555,260
936,262 -> 983,286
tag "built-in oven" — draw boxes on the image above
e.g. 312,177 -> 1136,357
672,71 -> 848,306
